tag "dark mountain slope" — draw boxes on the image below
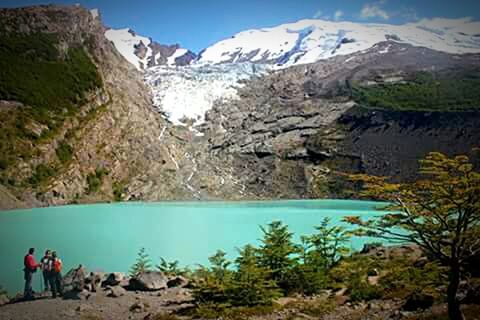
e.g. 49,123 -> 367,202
201,42 -> 480,198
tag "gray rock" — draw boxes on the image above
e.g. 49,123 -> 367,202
0,294 -> 9,306
86,272 -> 106,292
63,289 -> 91,300
63,266 -> 87,292
129,271 -> 168,291
276,116 -> 305,132
107,285 -> 127,298
167,275 -> 189,288
75,304 -> 92,312
129,301 -> 147,313
103,272 -> 129,287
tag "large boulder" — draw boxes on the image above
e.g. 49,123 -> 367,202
103,272 -> 129,287
129,271 -> 168,291
63,265 -> 87,292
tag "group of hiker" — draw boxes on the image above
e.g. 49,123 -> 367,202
23,248 -> 63,300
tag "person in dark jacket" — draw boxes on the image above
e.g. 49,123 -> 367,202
23,248 -> 40,300
40,250 -> 51,292
48,251 -> 63,298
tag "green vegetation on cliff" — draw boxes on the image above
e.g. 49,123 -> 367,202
0,32 -> 102,172
352,71 -> 480,112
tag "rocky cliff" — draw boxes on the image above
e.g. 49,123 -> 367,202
0,5 -> 203,210
197,42 -> 480,199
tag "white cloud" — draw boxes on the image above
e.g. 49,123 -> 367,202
360,2 -> 390,20
399,7 -> 420,22
313,9 -> 323,19
334,10 -> 344,21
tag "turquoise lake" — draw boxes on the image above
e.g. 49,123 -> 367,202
0,200 -> 385,295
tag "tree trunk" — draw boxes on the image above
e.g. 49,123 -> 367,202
447,262 -> 464,320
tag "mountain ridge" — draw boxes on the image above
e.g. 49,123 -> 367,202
107,16 -> 480,71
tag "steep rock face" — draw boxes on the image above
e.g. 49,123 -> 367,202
0,5 -> 200,209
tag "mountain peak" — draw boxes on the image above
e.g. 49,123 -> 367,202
105,28 -> 196,71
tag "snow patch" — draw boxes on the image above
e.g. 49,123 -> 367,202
105,28 -> 152,71
90,9 -> 99,19
168,48 -> 188,65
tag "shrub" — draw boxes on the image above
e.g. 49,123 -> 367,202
86,167 -> 108,194
379,258 -> 446,299
29,163 -> 55,186
112,181 -> 125,201
56,141 -> 74,164
351,71 -> 480,112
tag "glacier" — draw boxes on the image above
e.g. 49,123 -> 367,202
144,63 -> 268,127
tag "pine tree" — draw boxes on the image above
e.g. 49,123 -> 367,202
193,250 -> 233,305
208,250 -> 231,282
129,247 -> 152,277
157,257 -> 181,276
306,217 -> 350,269
230,245 -> 281,306
257,221 -> 299,292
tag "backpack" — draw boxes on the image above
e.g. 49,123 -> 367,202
53,258 -> 62,273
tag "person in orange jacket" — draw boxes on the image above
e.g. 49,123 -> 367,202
23,248 -> 40,300
47,251 -> 63,298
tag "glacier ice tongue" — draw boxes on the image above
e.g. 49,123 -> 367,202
144,63 -> 269,127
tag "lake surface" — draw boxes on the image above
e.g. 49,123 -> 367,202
0,200 -> 385,295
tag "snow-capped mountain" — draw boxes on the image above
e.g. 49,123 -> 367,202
105,28 -> 196,70
198,18 -> 480,67
106,17 -> 480,127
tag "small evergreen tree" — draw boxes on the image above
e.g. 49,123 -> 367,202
208,250 -> 231,282
129,247 -> 152,277
230,245 -> 281,306
257,221 -> 299,292
306,217 -> 350,269
157,257 -> 182,276
193,250 -> 234,306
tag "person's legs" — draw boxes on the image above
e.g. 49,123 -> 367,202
48,273 -> 56,298
55,273 -> 63,296
43,271 -> 49,291
24,270 -> 33,298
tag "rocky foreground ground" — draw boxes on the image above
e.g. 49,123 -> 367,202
0,265 -> 479,320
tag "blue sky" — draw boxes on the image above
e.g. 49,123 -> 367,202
1,0 -> 479,52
